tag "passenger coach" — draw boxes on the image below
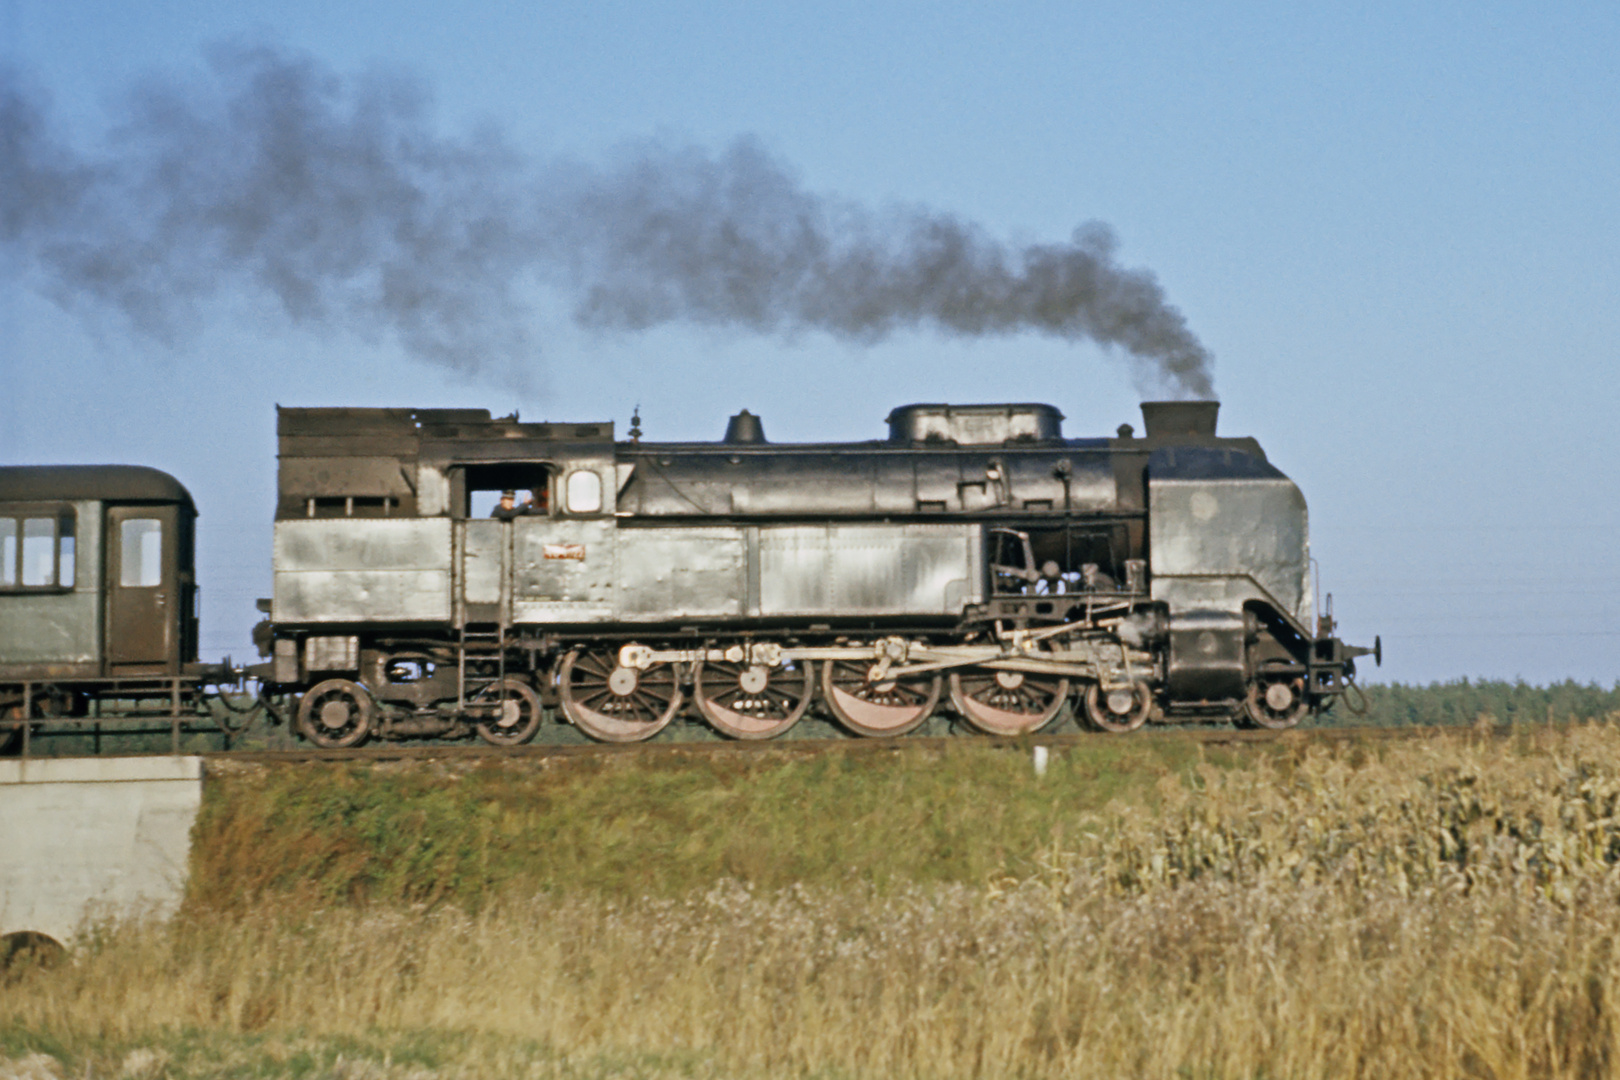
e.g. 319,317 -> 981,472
0,466 -> 211,749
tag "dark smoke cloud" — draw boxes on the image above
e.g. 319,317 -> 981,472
1,45 -> 1215,398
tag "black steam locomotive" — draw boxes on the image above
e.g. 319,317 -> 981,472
0,400 -> 1376,749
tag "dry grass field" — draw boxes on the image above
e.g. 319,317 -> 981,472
8,718 -> 1620,1078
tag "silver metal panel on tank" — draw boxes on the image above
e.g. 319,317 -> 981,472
416,465 -> 451,517
304,635 -> 359,671
509,517 -> 616,622
614,527 -> 745,620
759,524 -> 977,616
273,518 -> 451,623
459,520 -> 505,606
1149,477 -> 1310,622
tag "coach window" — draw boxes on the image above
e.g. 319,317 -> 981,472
0,509 -> 75,590
58,515 -> 75,586
120,518 -> 164,587
565,470 -> 602,514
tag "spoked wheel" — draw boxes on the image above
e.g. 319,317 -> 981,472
822,660 -> 942,738
694,659 -> 815,740
1082,681 -> 1153,733
297,678 -> 374,748
559,649 -> 683,743
1243,674 -> 1309,730
949,669 -> 1071,736
473,677 -> 544,746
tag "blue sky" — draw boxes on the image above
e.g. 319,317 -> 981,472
4,2 -> 1618,684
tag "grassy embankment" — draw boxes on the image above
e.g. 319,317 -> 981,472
9,703 -> 1620,1076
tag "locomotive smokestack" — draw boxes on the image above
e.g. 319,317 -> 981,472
1141,400 -> 1218,438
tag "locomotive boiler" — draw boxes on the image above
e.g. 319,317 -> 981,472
263,400 -> 1375,746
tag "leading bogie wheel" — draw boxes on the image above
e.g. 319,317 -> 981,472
474,677 -> 544,746
1082,681 -> 1152,733
297,678 -> 375,748
559,648 -> 683,743
695,658 -> 815,740
949,669 -> 1071,736
1243,676 -> 1309,730
822,659 -> 942,738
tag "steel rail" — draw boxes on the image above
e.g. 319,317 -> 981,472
199,722 -> 1492,767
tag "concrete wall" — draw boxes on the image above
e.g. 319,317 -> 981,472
0,756 -> 203,947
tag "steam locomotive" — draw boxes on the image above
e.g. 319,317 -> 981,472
0,400 -> 1376,749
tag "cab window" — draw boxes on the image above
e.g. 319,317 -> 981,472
565,470 -> 602,514
453,464 -> 554,519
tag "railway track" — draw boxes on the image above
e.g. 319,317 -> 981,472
197,721 -> 1484,768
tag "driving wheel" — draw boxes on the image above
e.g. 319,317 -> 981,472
695,658 -> 815,740
822,659 -> 941,738
949,669 -> 1071,736
559,648 -> 683,743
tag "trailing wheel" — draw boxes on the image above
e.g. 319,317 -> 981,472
473,677 -> 544,746
949,669 -> 1071,736
694,658 -> 815,740
1243,675 -> 1309,730
559,648 -> 683,743
297,678 -> 374,748
1082,681 -> 1152,733
821,659 -> 941,738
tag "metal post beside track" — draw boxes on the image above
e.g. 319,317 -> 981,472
170,678 -> 181,755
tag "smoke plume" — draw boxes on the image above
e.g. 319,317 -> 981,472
1,45 -> 1215,398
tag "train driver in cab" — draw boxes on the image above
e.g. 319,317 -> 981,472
492,490 -> 521,520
